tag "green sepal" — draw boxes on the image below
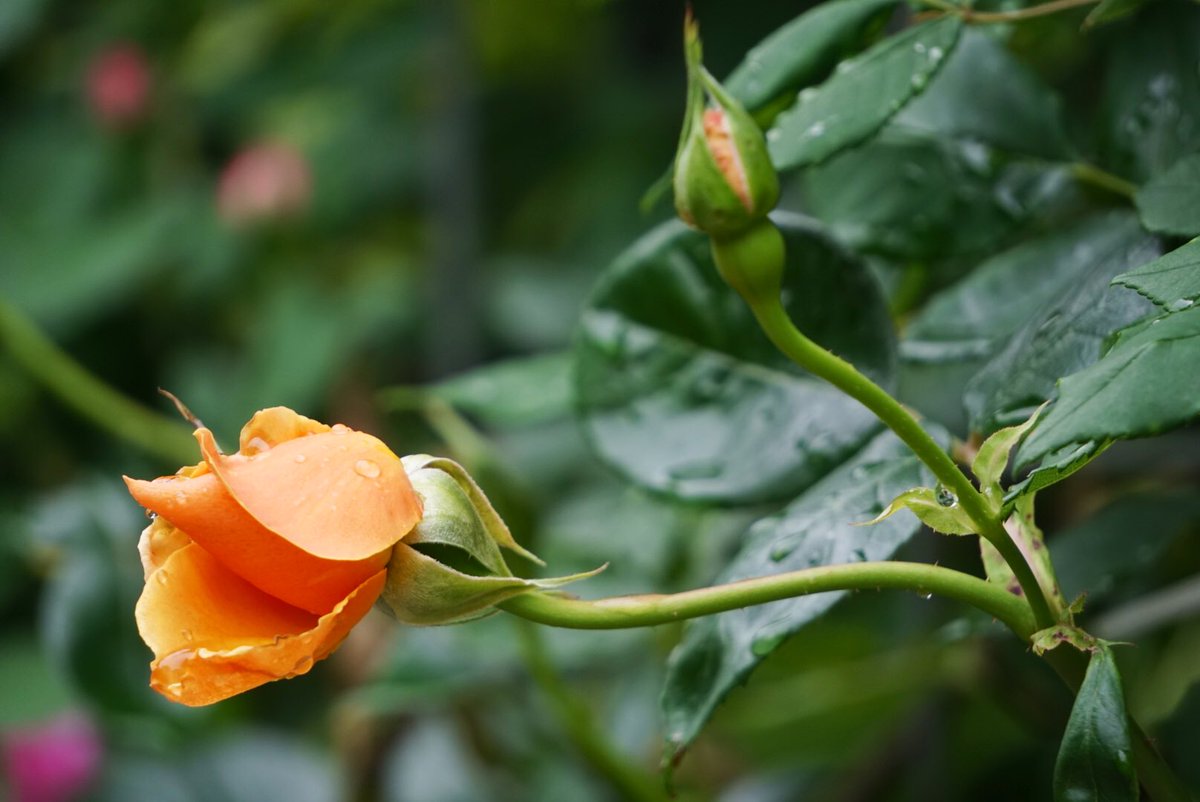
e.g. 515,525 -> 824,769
402,454 -> 544,567
377,544 -> 603,626
858,487 -> 976,535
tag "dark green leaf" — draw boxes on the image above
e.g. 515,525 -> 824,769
1098,3 -> 1200,181
1134,153 -> 1200,236
1113,237 -> 1200,309
906,215 -> 1146,365
424,352 -> 572,427
661,427 -> 936,758
1051,492 -> 1200,605
1018,305 -> 1200,464
1053,644 -> 1138,802
801,129 -> 1025,263
893,29 -> 1070,159
964,213 -> 1158,434
725,0 -> 897,112
767,17 -> 962,170
1084,0 -> 1153,29
574,214 -> 895,505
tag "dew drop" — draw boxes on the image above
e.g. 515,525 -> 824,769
935,484 -> 957,507
293,454 -> 307,463
156,571 -> 170,585
331,423 -> 350,435
180,629 -> 193,642
291,655 -> 314,675
922,593 -> 933,600
805,121 -> 826,138
354,459 -> 381,479
144,509 -> 157,520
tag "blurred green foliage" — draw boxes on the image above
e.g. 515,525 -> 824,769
1,0 -> 1199,800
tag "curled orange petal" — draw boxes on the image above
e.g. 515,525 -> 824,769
238,406 -> 330,455
136,542 -> 384,707
197,426 -> 422,562
137,517 -> 192,579
124,471 -> 387,614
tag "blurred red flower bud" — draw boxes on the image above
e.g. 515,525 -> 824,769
86,45 -> 151,129
1,713 -> 102,802
216,143 -> 314,227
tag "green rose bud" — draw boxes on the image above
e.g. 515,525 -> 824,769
673,14 -> 780,241
377,455 -> 599,625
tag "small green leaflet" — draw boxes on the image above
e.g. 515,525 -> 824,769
1053,644 -> 1139,802
1018,305 -> 1200,465
860,486 -> 974,535
972,405 -> 1043,509
768,16 -> 962,170
1083,0 -> 1154,29
1112,237 -> 1200,310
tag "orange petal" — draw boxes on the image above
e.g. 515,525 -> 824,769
197,426 -> 421,562
136,542 -> 384,707
239,407 -> 330,455
124,471 -> 387,614
137,517 -> 192,579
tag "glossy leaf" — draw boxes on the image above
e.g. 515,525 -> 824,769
1113,237 -> 1200,309
767,17 -> 962,170
893,29 -> 1070,159
905,215 -> 1146,365
964,213 -> 1158,434
1053,644 -> 1139,802
1099,3 -> 1200,181
423,352 -> 572,427
1018,305 -> 1200,465
1134,153 -> 1200,236
801,129 -> 1029,263
575,214 -> 894,504
661,428 -> 937,758
725,0 -> 896,112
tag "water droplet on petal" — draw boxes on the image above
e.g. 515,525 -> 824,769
245,436 -> 270,454
354,459 -> 381,478
331,424 -> 350,435
180,629 -> 193,642
293,453 -> 307,463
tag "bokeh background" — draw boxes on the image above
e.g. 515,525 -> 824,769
2,1 -> 1199,801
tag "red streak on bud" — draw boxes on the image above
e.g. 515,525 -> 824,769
702,108 -> 751,211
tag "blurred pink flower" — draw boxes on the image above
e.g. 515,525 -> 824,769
86,44 -> 151,129
217,142 -> 313,227
2,713 -> 103,802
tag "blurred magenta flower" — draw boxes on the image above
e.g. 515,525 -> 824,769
2,713 -> 102,802
86,44 -> 151,129
217,143 -> 313,227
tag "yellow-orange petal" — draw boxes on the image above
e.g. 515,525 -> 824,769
136,542 -> 384,707
238,406 -> 330,455
197,426 -> 421,562
137,517 -> 192,579
124,472 -> 387,614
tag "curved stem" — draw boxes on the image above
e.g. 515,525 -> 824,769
963,0 -> 1099,23
1070,162 -> 1138,200
0,299 -> 196,465
514,622 -> 667,802
748,298 -> 1056,630
501,560 -> 1037,638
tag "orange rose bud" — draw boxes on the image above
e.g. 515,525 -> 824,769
124,407 -> 422,706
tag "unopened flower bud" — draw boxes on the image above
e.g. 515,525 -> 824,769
673,15 -> 779,241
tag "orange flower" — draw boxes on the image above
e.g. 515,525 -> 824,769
124,407 -> 422,706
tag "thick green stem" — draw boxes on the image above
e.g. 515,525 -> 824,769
514,622 -> 667,802
0,299 -> 196,465
501,560 -> 1036,638
748,299 -> 1057,630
